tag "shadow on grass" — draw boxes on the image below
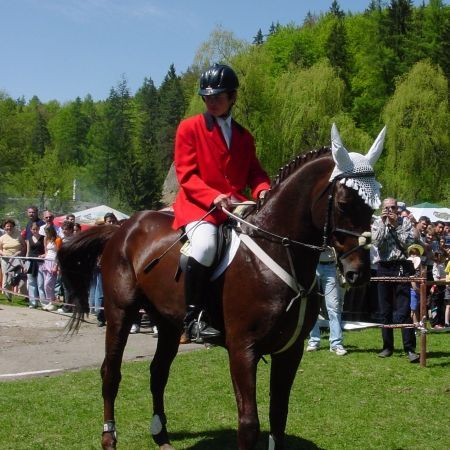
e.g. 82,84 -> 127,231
170,429 -> 322,449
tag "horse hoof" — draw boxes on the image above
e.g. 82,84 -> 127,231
102,433 -> 117,449
179,333 -> 190,344
159,445 -> 175,450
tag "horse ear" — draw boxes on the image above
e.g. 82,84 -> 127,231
331,123 -> 352,169
366,126 -> 386,167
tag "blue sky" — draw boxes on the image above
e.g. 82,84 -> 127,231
0,0 -> 425,103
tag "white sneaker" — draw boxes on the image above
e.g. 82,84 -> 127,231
306,343 -> 320,352
130,324 -> 140,334
330,345 -> 348,356
43,302 -> 57,311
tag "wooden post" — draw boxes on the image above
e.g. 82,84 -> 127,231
419,276 -> 427,367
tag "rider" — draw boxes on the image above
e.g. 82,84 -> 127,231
172,63 -> 270,340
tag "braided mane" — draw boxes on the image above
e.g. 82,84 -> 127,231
253,147 -> 331,211
270,147 -> 331,188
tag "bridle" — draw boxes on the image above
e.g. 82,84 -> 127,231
322,171 -> 374,260
224,171 -> 374,263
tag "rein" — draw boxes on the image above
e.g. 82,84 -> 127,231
223,208 -> 325,252
224,169 -> 375,259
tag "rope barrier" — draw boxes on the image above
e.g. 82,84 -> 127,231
1,258 -> 448,342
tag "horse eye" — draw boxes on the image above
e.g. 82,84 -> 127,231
337,201 -> 349,213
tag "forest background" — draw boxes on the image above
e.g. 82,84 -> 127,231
0,0 -> 449,223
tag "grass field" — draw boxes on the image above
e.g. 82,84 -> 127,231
0,324 -> 448,450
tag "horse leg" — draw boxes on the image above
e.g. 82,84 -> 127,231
228,346 -> 260,450
268,343 -> 304,450
150,319 -> 182,450
101,307 -> 135,450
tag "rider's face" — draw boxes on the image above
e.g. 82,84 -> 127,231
203,91 -> 236,117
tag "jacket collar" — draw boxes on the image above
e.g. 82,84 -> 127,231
203,112 -> 244,134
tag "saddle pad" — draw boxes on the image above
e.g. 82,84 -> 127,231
210,228 -> 241,281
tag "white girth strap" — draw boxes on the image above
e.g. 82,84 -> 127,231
238,233 -> 300,293
238,233 -> 316,355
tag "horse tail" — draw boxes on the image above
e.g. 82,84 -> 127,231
58,225 -> 118,333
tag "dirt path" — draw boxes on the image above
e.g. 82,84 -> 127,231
0,304 -> 200,380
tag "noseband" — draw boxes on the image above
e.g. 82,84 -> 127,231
322,171 -> 374,260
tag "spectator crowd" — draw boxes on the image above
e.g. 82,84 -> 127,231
303,198 -> 449,363
0,207 -> 115,319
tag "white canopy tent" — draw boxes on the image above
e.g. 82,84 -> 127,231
73,205 -> 130,225
55,205 -> 130,227
408,206 -> 450,223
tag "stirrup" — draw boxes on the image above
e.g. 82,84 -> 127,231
187,311 -> 221,341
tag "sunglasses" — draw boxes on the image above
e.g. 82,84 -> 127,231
44,216 -> 54,219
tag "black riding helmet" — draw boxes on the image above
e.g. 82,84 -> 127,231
198,63 -> 239,96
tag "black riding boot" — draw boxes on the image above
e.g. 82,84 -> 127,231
184,257 -> 221,339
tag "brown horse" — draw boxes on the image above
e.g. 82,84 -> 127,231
58,125 -> 385,450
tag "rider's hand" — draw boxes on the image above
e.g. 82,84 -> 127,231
258,190 -> 268,200
213,194 -> 232,211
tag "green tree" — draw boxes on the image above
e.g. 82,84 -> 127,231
48,97 -> 90,165
268,21 -> 281,35
329,0 -> 345,19
28,96 -> 52,157
253,29 -> 264,45
382,0 -> 414,75
192,25 -> 248,71
0,95 -> 31,179
263,60 -> 348,173
381,60 -> 449,203
132,77 -> 165,209
87,77 -> 133,205
412,0 -> 450,79
325,15 -> 352,91
5,148 -> 76,211
347,11 -> 394,131
157,65 -> 186,173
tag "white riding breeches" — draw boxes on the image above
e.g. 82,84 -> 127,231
185,221 -> 218,267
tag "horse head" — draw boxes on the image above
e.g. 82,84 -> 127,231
326,123 -> 386,286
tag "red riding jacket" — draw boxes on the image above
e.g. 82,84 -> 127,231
172,112 -> 270,229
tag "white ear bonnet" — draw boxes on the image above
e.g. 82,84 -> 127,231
329,123 -> 386,209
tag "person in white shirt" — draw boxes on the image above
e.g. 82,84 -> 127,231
39,210 -> 62,238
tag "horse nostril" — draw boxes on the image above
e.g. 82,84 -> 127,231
345,271 -> 358,285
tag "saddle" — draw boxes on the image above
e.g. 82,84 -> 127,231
174,202 -> 256,282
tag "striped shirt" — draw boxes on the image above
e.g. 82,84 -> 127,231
371,217 -> 415,262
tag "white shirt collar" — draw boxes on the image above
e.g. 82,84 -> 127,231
216,115 -> 232,128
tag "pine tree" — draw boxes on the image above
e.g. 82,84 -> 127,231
253,29 -> 264,45
157,65 -> 186,173
326,12 -> 352,92
29,97 -> 51,157
88,77 -> 134,204
49,97 -> 90,165
268,21 -> 281,35
383,0 -> 414,69
330,0 -> 345,19
133,76 -> 165,209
